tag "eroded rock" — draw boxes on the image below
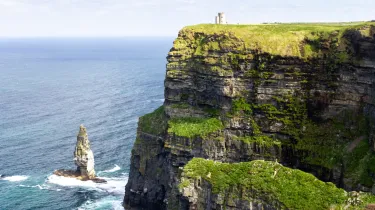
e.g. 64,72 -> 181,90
74,124 -> 96,179
53,125 -> 106,183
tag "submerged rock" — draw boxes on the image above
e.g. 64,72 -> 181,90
54,125 -> 106,183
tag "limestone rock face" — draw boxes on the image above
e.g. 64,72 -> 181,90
74,125 -> 95,179
124,23 -> 375,210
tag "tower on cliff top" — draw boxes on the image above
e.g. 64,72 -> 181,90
215,12 -> 226,24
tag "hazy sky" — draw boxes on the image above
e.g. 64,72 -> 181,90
0,0 -> 374,37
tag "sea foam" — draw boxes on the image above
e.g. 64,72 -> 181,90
2,175 -> 29,182
46,174 -> 128,195
78,197 -> 124,210
101,164 -> 121,173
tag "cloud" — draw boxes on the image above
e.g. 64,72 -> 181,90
174,0 -> 197,12
177,0 -> 195,4
132,0 -> 162,7
0,0 -> 29,8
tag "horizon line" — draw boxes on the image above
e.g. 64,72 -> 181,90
0,35 -> 177,39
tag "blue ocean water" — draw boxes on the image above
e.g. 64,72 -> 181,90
0,37 -> 173,210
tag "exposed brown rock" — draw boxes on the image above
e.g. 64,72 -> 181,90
53,169 -> 106,183
366,204 -> 375,210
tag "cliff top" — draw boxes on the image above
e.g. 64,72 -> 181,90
78,124 -> 87,136
176,22 -> 375,57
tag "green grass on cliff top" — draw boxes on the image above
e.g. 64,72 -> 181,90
181,158 -> 375,210
181,22 -> 375,57
168,117 -> 223,138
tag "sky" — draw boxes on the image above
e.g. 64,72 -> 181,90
0,0 -> 374,37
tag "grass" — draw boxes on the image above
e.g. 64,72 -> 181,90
138,106 -> 168,135
237,135 -> 281,148
181,158 -> 375,210
231,98 -> 252,115
181,158 -> 347,209
180,22 -> 375,57
170,103 -> 191,109
168,117 -> 224,138
344,139 -> 375,187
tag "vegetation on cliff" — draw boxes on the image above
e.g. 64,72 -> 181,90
168,117 -> 223,138
166,21 -> 375,187
180,158 -> 375,209
228,91 -> 375,186
176,22 -> 375,58
126,21 -> 375,210
138,106 -> 168,135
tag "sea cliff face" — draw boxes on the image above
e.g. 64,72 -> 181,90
124,23 -> 375,209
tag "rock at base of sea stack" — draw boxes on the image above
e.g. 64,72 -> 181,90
54,125 -> 106,183
53,169 -> 106,183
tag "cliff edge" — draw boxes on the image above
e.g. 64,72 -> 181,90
124,22 -> 375,209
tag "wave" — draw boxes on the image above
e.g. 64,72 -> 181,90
101,164 -> 121,173
2,175 -> 29,182
46,174 -> 128,195
77,196 -> 123,210
18,184 -> 62,191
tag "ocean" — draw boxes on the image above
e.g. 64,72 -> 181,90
0,37 -> 173,210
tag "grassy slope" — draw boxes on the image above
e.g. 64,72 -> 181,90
181,158 -> 375,210
180,22 -> 375,57
168,117 -> 223,138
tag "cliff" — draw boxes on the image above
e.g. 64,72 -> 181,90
124,22 -> 375,209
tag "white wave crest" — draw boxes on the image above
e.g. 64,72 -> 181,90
46,174 -> 128,195
102,164 -> 121,173
2,175 -> 29,182
78,197 -> 123,210
18,184 -> 59,191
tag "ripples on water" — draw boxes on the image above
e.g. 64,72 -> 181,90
0,37 -> 173,209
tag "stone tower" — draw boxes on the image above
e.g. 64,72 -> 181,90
215,12 -> 226,24
74,125 -> 96,179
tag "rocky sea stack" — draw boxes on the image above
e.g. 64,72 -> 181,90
124,22 -> 375,209
54,125 -> 106,183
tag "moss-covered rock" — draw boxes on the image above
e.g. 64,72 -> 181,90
138,106 -> 168,136
180,158 -> 375,210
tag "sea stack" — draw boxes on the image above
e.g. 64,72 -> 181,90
74,125 -> 95,179
53,125 -> 106,183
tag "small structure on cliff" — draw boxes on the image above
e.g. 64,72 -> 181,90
215,12 -> 226,24
54,125 -> 106,183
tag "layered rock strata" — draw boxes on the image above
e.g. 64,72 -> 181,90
74,124 -> 96,179
124,23 -> 375,209
54,125 -> 105,183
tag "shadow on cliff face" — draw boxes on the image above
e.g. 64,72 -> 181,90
345,26 -> 375,59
